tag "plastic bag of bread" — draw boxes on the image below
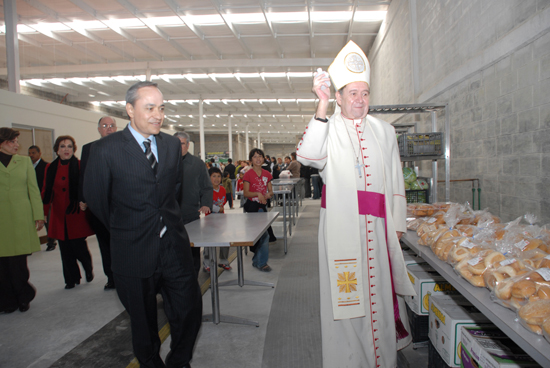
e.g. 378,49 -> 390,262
517,248 -> 549,269
408,203 -> 435,217
518,298 -> 550,335
432,202 -> 454,212
424,227 -> 451,248
483,257 -> 529,291
542,316 -> 550,342
417,225 -> 446,246
406,217 -> 423,231
417,221 -> 437,237
431,231 -> 462,261
492,268 -> 550,312
454,249 -> 506,288
475,211 -> 501,228
447,238 -> 485,266
455,224 -> 481,238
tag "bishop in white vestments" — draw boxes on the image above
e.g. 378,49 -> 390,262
296,41 -> 416,368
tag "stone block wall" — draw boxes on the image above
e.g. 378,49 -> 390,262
368,0 -> 550,223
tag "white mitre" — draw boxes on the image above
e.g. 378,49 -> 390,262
327,40 -> 370,91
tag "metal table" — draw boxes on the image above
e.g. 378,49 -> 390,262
235,189 -> 291,253
271,178 -> 303,225
185,212 -> 279,327
401,231 -> 550,367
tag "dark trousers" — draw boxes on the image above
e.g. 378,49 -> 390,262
58,237 -> 93,285
226,192 -> 233,208
0,255 -> 36,310
304,177 -> 312,198
183,217 -> 201,278
89,212 -> 113,282
113,235 -> 202,368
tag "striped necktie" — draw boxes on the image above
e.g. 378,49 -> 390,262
143,139 -> 158,175
143,139 -> 166,237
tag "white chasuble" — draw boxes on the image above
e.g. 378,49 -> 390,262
297,111 -> 415,368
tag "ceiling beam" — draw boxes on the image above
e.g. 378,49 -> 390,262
2,58 -> 333,77
21,0 -> 134,61
347,1 -> 358,43
116,0 -> 194,60
163,0 -> 222,59
69,93 -> 318,102
307,0 -> 315,58
17,34 -> 81,65
209,0 -> 253,58
19,20 -> 107,63
69,0 -> 164,61
257,0 -> 284,58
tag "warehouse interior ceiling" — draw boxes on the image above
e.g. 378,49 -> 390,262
0,0 -> 389,143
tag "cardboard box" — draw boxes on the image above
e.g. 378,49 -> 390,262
460,326 -> 542,368
402,249 -> 426,267
429,295 -> 491,367
405,263 -> 458,315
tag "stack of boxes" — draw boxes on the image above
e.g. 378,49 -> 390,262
404,263 -> 458,346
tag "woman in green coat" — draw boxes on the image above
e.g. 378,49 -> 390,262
0,127 -> 44,313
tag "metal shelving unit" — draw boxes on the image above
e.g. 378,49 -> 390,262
369,103 -> 450,203
402,231 -> 550,367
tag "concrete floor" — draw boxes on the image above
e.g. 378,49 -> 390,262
1,199 -> 429,368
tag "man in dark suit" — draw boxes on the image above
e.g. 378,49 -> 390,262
84,81 -> 202,368
173,131 -> 212,277
78,116 -> 117,289
28,145 -> 56,251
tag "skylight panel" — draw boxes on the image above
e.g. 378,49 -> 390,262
269,12 -> 307,23
17,25 -> 37,34
261,72 -> 287,78
182,14 -> 224,26
224,13 -> 265,24
312,11 -> 350,22
235,73 -> 260,78
145,16 -> 183,26
355,11 -> 387,22
105,18 -> 145,30
66,20 -> 107,30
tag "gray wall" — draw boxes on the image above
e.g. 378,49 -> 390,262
368,0 -> 550,223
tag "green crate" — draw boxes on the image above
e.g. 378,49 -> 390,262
406,189 -> 428,203
398,132 -> 443,157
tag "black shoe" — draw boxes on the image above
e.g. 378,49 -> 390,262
269,236 -> 277,243
65,284 -> 75,289
86,272 -> 94,283
104,281 -> 115,290
46,244 -> 56,251
1,307 -> 17,314
19,302 -> 30,312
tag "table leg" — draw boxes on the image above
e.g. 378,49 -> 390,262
287,192 -> 292,236
283,193 -> 287,254
202,247 -> 260,326
218,247 -> 274,288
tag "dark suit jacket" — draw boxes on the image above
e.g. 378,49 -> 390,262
34,159 -> 48,192
83,126 -> 190,278
180,153 -> 213,224
78,140 -> 95,203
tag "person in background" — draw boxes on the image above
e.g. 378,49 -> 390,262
203,167 -> 231,272
310,167 -> 323,200
243,148 -> 274,272
79,116 -> 117,290
262,155 -> 272,174
42,135 -> 94,290
29,145 -> 57,251
174,131 -> 213,277
287,152 -> 301,178
281,156 -> 290,171
271,157 -> 280,179
0,128 -> 44,313
223,158 -> 236,199
236,170 -> 246,208
301,164 -> 312,198
222,171 -> 233,209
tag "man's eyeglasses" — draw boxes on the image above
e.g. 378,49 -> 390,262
101,124 -> 116,128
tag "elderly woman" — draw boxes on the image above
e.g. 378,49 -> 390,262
42,136 -> 94,289
0,127 -> 44,313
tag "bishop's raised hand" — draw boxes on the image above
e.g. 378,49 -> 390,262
312,68 -> 331,102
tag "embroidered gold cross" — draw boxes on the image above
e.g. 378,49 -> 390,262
337,272 -> 357,293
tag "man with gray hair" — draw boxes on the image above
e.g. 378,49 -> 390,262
79,116 -> 117,289
85,81 -> 201,368
174,131 -> 213,276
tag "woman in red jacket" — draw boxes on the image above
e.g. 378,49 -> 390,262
42,136 -> 94,289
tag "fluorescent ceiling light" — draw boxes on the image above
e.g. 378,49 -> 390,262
185,74 -> 210,79
355,11 -> 387,22
269,12 -> 307,23
235,73 -> 260,78
182,14 -> 224,26
106,18 -> 144,29
224,13 -> 265,24
261,72 -> 287,78
144,16 -> 183,26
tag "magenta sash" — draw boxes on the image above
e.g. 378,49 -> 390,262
321,185 -> 409,341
